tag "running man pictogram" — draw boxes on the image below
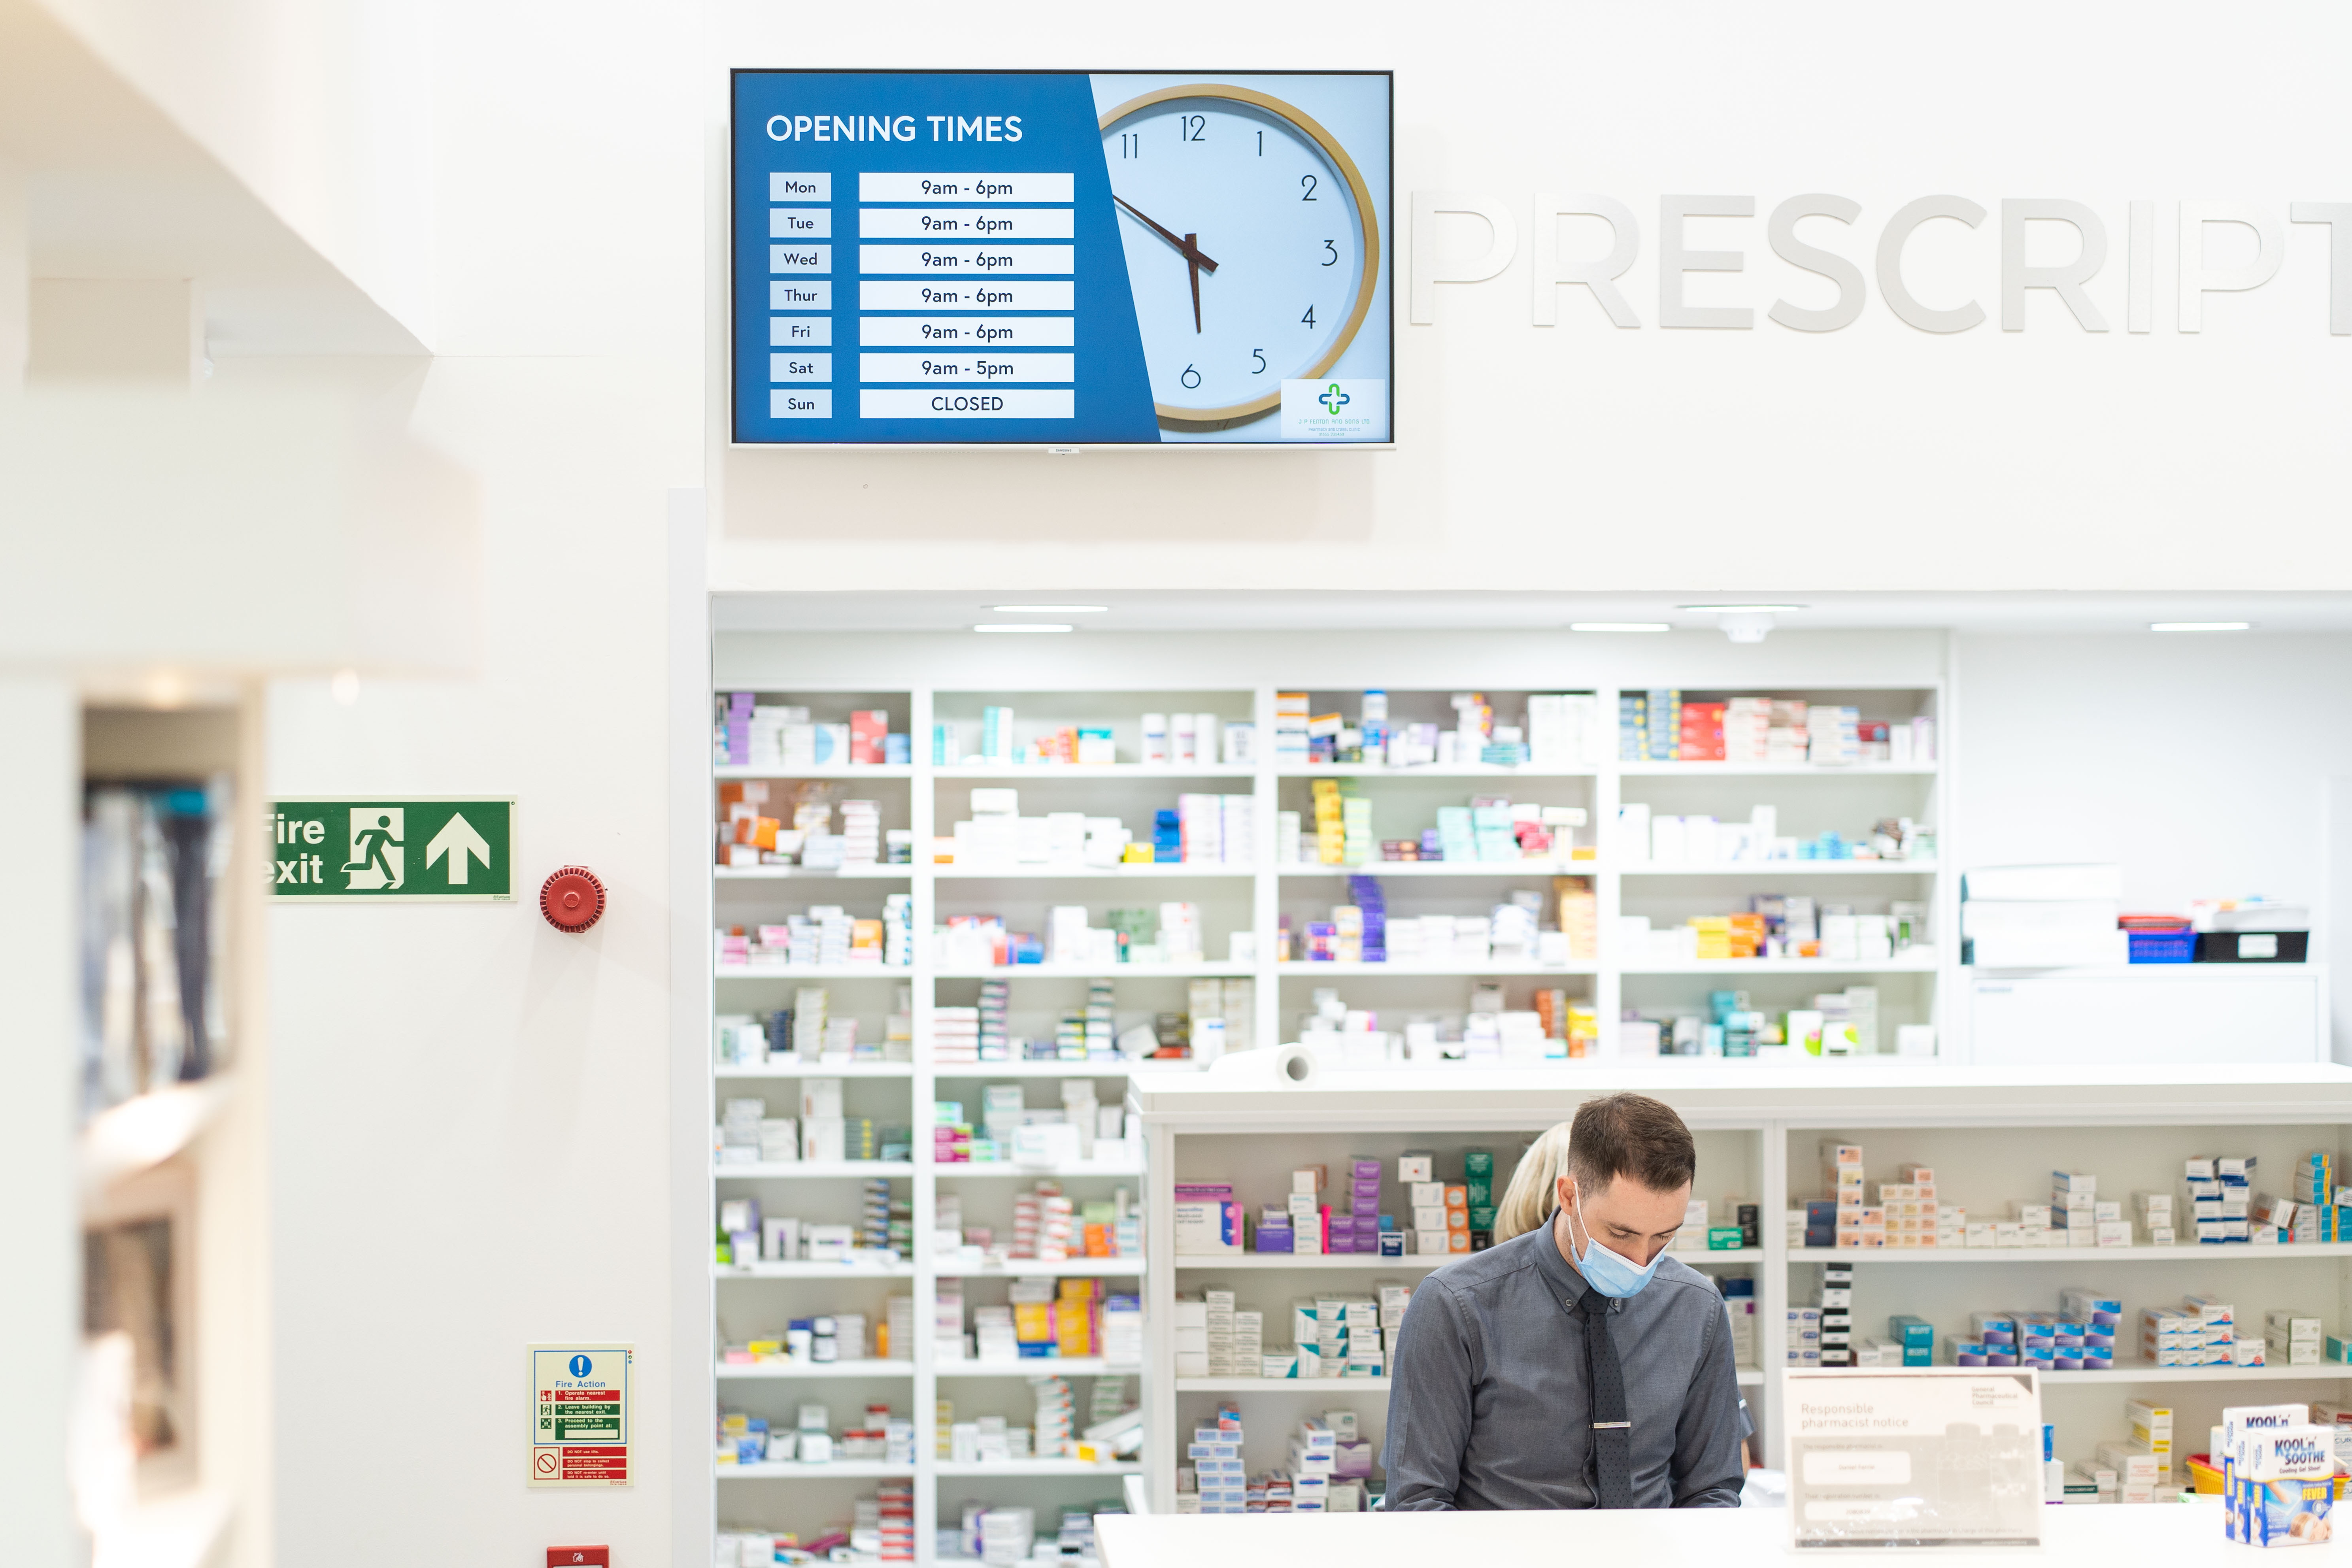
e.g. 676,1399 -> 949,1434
342,808 -> 406,889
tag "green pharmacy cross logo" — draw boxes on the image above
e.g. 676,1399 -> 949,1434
1318,383 -> 1351,416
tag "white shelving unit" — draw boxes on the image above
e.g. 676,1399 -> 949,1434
707,686 -> 1183,1565
701,676 -> 1952,1555
1133,1064 -> 2352,1511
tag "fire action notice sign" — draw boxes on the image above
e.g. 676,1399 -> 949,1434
530,1345 -> 632,1488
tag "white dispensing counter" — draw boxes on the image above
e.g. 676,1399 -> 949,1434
1097,1496 -> 2260,1568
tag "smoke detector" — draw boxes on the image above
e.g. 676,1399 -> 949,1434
1680,604 -> 1806,643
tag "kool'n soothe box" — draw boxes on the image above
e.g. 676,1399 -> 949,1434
2233,1426 -> 2336,1547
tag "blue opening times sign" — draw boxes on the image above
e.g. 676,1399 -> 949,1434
731,70 -> 1393,447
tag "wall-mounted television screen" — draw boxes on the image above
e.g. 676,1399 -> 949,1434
732,70 -> 1393,447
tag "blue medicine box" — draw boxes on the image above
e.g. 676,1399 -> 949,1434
1889,1315 -> 1936,1350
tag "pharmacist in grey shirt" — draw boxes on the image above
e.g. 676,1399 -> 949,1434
1382,1093 -> 1750,1510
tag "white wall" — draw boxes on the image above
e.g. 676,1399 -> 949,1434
0,378 -> 479,681
711,627 -> 1948,695
708,0 -> 2352,593
0,680 -> 80,1566
1952,633 -> 2352,920
253,4 -> 704,1564
264,358 -> 699,1568
1954,635 -> 2352,1062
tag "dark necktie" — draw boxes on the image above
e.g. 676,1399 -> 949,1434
1577,1292 -> 1635,1508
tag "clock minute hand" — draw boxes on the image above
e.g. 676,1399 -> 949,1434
1112,195 -> 1218,272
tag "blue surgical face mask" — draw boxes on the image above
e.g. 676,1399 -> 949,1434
1569,1188 -> 1667,1299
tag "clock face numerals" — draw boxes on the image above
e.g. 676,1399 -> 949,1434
1103,96 -> 1367,418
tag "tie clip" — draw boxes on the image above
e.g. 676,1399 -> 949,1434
1592,1421 -> 1631,1430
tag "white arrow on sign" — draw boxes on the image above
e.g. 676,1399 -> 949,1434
425,812 -> 492,885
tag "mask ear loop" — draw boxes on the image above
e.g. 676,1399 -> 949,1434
1552,1179 -> 1586,1264
1544,1147 -> 1574,1238
1561,1142 -> 1580,1251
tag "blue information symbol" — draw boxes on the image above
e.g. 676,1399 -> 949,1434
569,1354 -> 593,1378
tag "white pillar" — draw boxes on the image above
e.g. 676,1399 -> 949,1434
664,489 -> 715,1566
0,678 -> 83,1565
0,158 -> 28,392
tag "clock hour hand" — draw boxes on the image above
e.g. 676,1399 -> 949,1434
1114,196 -> 1218,333
1112,196 -> 1219,273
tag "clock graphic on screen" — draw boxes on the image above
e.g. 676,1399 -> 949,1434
1099,84 -> 1380,430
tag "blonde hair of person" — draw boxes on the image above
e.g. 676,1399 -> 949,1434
1492,1120 -> 1578,1243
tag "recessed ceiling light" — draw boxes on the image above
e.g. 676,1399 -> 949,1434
1570,622 -> 1671,633
989,604 -> 1109,614
2150,621 -> 2251,632
973,623 -> 1074,634
1677,603 -> 1807,613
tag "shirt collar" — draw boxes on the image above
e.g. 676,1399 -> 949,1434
1529,1211 -> 1617,1312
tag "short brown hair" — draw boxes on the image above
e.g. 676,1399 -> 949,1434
1566,1093 -> 1695,1195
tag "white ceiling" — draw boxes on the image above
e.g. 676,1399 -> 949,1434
711,589 -> 2352,636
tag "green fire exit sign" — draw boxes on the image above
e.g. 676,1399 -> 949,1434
268,797 -> 515,900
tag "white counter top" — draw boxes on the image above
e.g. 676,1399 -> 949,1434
1129,1053 -> 2352,1128
1098,1498 -> 2252,1567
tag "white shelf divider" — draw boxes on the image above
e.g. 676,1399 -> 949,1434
1621,861 -> 1938,877
1179,1376 -> 1392,1392
717,865 -> 915,880
936,1358 -> 1134,1378
1787,1244 -> 2352,1264
933,865 -> 1259,880
717,964 -> 917,981
945,764 -> 1257,780
720,1461 -> 917,1480
716,1062 -> 918,1079
1619,955 -> 1939,976
933,1161 -> 1146,1181
1272,960 -> 1599,978
717,764 -> 916,781
932,1258 -> 1146,1277
932,1460 -> 1144,1477
1773,1362 -> 2352,1385
932,963 -> 1256,981
1273,765 -> 1599,779
715,1160 -> 917,1180
715,1359 -> 916,1379
930,1061 -> 1196,1079
1174,1368 -> 1768,1393
1170,1253 -> 1455,1272
1279,860 -> 1605,877
714,1261 -> 917,1279
1615,761 -> 1940,777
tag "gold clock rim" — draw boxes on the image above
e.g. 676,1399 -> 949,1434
1097,82 -> 1382,429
